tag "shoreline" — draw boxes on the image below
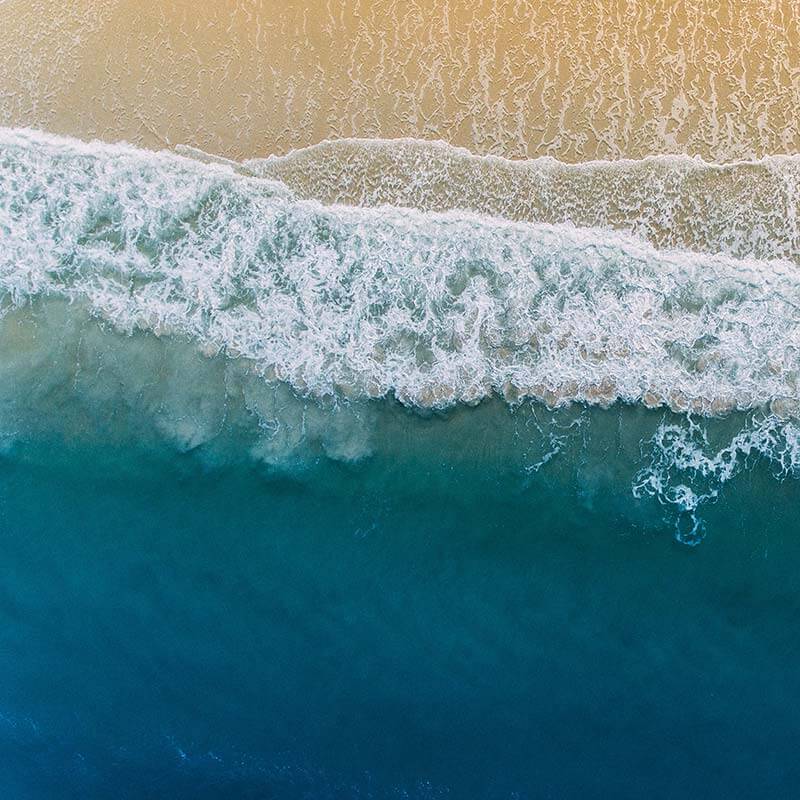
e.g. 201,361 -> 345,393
1,0 -> 798,163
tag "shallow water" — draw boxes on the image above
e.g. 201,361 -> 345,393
2,0 -> 799,162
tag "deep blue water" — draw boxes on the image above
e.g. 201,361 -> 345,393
1,426 -> 799,799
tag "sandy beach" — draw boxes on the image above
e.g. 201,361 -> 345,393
1,0 -> 798,162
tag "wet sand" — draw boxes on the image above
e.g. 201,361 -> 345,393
1,0 -> 798,162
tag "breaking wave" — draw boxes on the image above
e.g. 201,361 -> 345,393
4,128 -> 800,414
2,128 -> 800,541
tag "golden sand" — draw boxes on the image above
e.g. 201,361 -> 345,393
0,0 -> 798,162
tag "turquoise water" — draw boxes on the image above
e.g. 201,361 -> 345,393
2,427 -> 800,798
2,129 -> 800,797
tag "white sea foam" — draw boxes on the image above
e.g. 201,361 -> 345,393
232,138 -> 800,264
2,128 -> 800,418
634,414 -> 800,543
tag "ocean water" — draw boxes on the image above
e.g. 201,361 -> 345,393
2,129 -> 800,798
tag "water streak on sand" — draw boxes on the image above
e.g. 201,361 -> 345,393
196,137 -> 800,264
1,0 -> 798,162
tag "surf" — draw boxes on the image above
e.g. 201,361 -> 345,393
2,127 -> 800,542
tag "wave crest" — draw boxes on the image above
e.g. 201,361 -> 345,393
3,129 -> 800,417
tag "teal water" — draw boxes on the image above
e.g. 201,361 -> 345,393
2,427 -> 800,799
2,129 -> 800,797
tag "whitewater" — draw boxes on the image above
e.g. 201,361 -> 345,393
2,128 -> 800,543
4,128 -> 800,413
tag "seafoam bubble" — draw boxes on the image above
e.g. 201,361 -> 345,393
633,414 -> 800,544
